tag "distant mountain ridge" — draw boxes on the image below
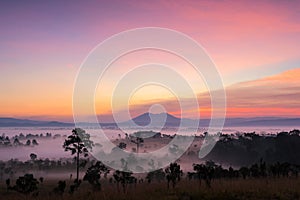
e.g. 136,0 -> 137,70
0,118 -> 74,127
0,113 -> 300,128
127,113 -> 300,128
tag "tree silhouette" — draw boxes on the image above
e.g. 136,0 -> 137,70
69,180 -> 81,194
130,136 -> 144,153
12,174 -> 39,195
193,161 -> 216,188
5,178 -> 10,191
113,170 -> 137,193
239,166 -> 250,179
193,163 -> 206,187
146,168 -> 165,183
53,180 -> 66,196
83,161 -> 110,191
25,139 -> 31,146
63,128 -> 93,183
39,177 -> 44,184
118,142 -> 127,150
32,139 -> 39,145
30,153 -> 37,161
165,163 -> 182,189
13,138 -> 21,146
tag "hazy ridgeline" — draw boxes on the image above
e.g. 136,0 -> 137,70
0,129 -> 300,199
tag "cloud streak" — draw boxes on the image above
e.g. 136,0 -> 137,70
112,68 -> 300,120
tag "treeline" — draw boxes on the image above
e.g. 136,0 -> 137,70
0,132 -> 61,147
0,156 -> 89,180
4,159 -> 300,197
205,129 -> 300,166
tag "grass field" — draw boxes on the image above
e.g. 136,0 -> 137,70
1,177 -> 300,200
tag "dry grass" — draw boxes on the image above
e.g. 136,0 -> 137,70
1,178 -> 300,200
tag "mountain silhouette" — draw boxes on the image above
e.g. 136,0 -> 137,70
117,112 -> 204,129
131,112 -> 181,126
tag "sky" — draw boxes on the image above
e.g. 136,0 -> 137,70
0,0 -> 300,122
